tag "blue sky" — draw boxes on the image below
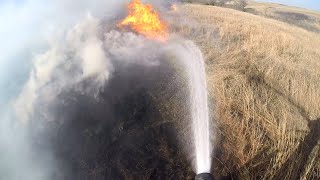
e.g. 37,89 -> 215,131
257,0 -> 320,11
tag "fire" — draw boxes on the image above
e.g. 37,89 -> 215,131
118,0 -> 169,42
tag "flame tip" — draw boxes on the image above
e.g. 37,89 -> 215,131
118,0 -> 169,42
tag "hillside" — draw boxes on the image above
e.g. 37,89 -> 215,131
167,3 -> 320,179
246,1 -> 320,33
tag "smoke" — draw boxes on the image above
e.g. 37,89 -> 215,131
0,0 -> 124,179
14,15 -> 111,123
14,13 -> 169,123
0,0 -> 203,179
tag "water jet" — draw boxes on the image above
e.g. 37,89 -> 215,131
173,41 -> 212,176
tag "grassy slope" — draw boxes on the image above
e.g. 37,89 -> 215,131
168,3 -> 320,179
246,1 -> 320,33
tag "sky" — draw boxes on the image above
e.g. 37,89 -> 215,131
257,0 -> 320,11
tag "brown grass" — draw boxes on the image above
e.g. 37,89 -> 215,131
167,4 -> 320,179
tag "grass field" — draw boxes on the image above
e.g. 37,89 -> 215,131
167,3 -> 320,179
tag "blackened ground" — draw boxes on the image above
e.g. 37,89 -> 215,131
32,59 -> 195,180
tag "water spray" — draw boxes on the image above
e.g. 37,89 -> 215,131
173,41 -> 213,178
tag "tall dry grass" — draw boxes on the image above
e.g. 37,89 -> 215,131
168,4 -> 320,179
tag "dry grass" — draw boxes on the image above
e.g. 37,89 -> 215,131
167,4 -> 320,179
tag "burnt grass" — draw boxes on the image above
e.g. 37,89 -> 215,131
30,59 -> 197,179
274,11 -> 320,33
245,8 -> 320,33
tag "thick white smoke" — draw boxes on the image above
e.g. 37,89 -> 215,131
14,15 -> 168,123
14,15 -> 112,123
0,1 -> 125,179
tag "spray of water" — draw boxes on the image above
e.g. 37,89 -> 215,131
180,41 -> 211,174
188,47 -> 211,174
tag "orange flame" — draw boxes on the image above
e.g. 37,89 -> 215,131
118,0 -> 169,42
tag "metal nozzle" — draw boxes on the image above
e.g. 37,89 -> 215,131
195,173 -> 214,180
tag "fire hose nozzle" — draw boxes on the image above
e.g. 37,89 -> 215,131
195,173 -> 214,180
